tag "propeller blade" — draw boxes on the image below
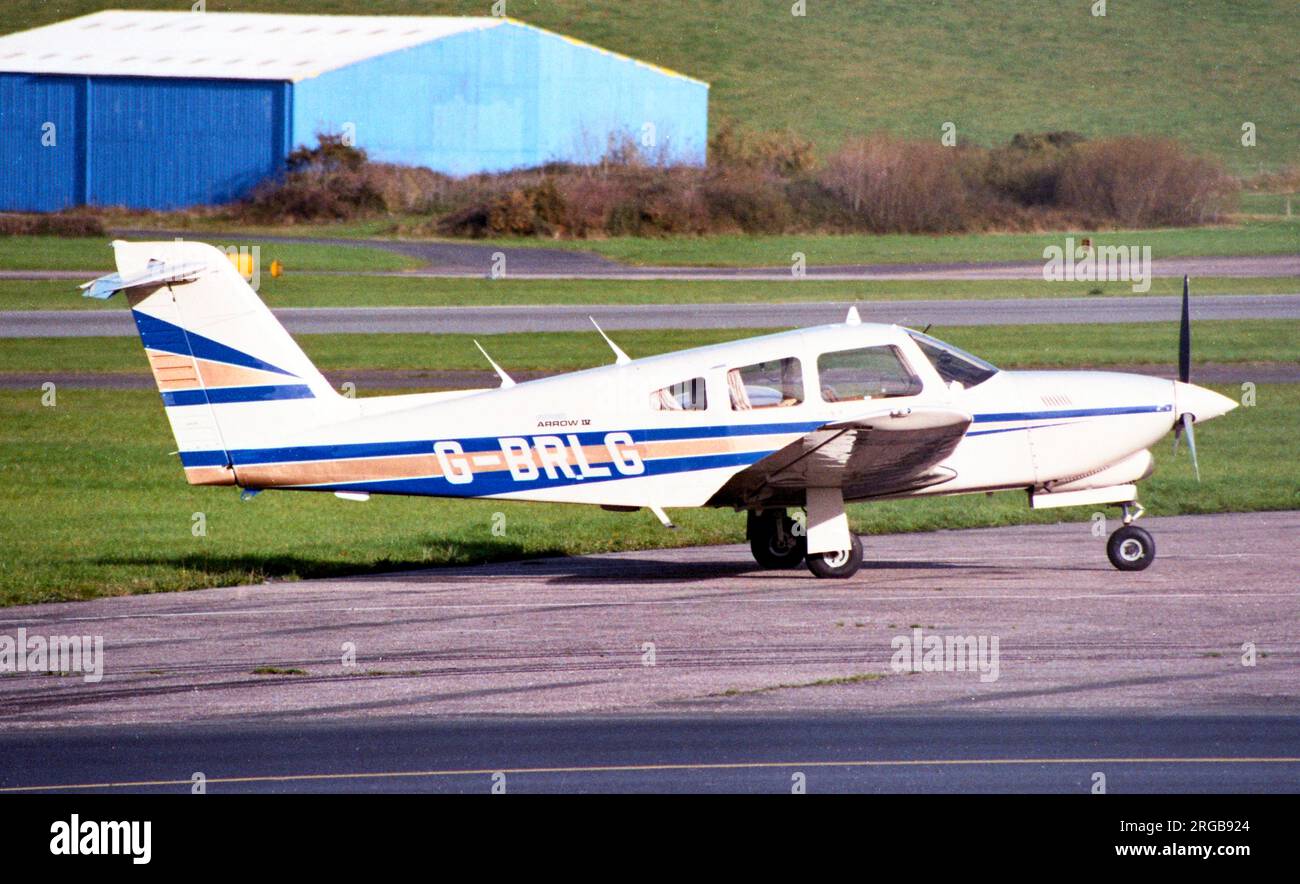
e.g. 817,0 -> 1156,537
1181,412 -> 1200,482
1179,275 -> 1191,384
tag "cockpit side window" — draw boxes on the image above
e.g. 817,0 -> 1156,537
651,377 -> 708,411
817,345 -> 922,402
728,357 -> 803,410
907,331 -> 999,389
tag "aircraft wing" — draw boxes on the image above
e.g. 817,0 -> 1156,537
709,405 -> 972,507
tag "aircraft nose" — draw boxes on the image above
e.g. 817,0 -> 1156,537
1174,381 -> 1239,423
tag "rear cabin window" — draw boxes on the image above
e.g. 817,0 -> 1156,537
728,357 -> 804,410
651,377 -> 708,411
817,346 -> 922,401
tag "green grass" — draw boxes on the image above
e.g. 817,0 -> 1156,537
3,321 -> 1294,377
0,236 -> 422,273
485,221 -> 1300,267
0,380 -> 1293,605
1240,192 -> 1299,216
7,1 -> 1297,174
3,275 -> 1297,312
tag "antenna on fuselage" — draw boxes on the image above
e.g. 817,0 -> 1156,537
589,316 -> 631,365
473,339 -> 515,388
845,305 -> 861,325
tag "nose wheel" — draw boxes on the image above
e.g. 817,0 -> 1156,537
1107,502 -> 1156,571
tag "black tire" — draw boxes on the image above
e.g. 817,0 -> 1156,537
747,510 -> 807,569
806,533 -> 864,579
1107,525 -> 1155,571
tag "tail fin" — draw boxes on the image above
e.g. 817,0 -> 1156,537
86,240 -> 345,486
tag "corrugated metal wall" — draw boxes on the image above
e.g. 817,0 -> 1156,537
0,74 -> 288,211
292,21 -> 708,175
85,77 -> 288,209
532,25 -> 708,168
2,21 -> 706,210
0,74 -> 84,211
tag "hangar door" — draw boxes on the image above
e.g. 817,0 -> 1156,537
0,74 -> 83,211
86,77 -> 289,210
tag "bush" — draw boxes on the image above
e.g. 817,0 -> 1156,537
240,129 -> 1240,236
1244,164 -> 1300,192
982,131 -> 1086,206
702,168 -> 793,234
243,133 -> 388,222
818,135 -> 971,233
709,118 -> 817,177
0,213 -> 106,237
1057,137 -> 1237,226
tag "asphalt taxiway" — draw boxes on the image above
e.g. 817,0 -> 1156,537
0,511 -> 1295,730
2,714 -> 1297,793
1,511 -> 1296,792
4,293 -> 1299,337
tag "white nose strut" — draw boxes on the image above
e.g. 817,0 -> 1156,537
1173,381 -> 1239,423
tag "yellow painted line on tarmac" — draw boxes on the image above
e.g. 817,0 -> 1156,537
4,756 -> 1299,792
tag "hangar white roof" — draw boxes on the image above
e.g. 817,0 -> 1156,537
0,10 -> 507,82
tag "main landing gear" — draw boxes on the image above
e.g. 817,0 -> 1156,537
747,497 -> 864,580
1107,501 -> 1156,571
806,534 -> 864,579
746,509 -> 806,569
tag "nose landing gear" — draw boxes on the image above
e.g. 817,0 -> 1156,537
1107,501 -> 1156,571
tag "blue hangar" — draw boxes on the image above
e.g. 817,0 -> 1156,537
0,10 -> 709,211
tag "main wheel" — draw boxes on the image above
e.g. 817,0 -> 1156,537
806,534 -> 864,579
747,509 -> 806,569
1107,525 -> 1155,571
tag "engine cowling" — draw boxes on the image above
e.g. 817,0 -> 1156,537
1042,449 -> 1155,493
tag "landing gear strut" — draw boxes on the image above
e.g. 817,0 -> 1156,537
747,509 -> 806,569
1107,501 -> 1155,571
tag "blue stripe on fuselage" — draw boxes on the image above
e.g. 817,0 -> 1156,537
175,406 -> 1172,471
180,420 -> 824,468
163,384 -> 315,407
309,450 -> 772,497
972,404 -> 1172,423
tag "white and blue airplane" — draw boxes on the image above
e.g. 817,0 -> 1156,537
82,240 -> 1237,579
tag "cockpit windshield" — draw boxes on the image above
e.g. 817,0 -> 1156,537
907,330 -> 999,389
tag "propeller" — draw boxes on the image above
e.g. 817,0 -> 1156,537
1172,275 -> 1200,481
1178,274 -> 1191,384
